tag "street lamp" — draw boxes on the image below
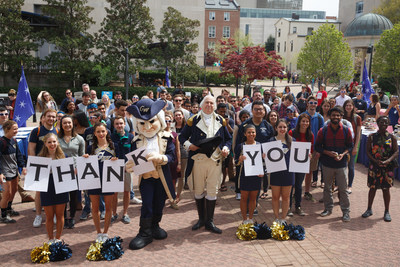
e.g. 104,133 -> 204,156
367,45 -> 373,78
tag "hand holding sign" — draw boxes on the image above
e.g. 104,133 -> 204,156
24,156 -> 51,192
125,147 -> 155,176
243,144 -> 264,176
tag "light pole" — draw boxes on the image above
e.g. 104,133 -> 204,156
125,48 -> 129,100
367,45 -> 373,78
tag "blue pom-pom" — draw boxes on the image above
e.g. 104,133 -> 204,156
49,241 -> 72,262
284,223 -> 305,240
254,222 -> 272,239
101,236 -> 124,261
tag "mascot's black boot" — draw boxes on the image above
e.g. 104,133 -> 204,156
129,218 -> 153,250
205,199 -> 222,234
192,197 -> 205,230
152,214 -> 168,240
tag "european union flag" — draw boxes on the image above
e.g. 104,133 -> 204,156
362,60 -> 374,105
14,66 -> 34,127
165,67 -> 171,88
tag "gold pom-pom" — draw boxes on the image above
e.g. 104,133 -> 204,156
236,223 -> 257,241
271,221 -> 290,241
86,242 -> 104,261
31,243 -> 51,263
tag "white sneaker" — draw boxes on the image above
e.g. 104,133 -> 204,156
101,233 -> 109,242
247,218 -> 254,224
96,233 -> 103,243
235,193 -> 241,200
130,197 -> 142,204
33,215 -> 42,227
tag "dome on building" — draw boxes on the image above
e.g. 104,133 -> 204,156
344,13 -> 393,37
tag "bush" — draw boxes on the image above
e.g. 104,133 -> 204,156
378,77 -> 397,95
205,71 -> 235,86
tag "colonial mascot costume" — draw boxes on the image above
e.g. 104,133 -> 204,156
126,99 -> 175,250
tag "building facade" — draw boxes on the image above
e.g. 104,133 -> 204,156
237,0 -> 302,9
338,0 -> 382,33
274,18 -> 340,72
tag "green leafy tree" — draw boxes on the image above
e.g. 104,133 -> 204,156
156,7 -> 200,86
0,0 -> 38,81
297,24 -> 353,84
374,0 -> 400,25
96,0 -> 155,84
40,0 -> 95,87
373,23 -> 400,94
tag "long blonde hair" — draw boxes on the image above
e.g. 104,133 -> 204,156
38,133 -> 65,159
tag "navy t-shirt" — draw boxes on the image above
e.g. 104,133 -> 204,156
28,126 -> 58,155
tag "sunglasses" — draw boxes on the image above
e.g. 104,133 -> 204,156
356,93 -> 361,95
8,94 -> 16,97
165,120 -> 172,123
66,92 -> 72,95
308,101 -> 318,105
174,99 -> 182,102
132,97 -> 139,99
0,113 -> 8,116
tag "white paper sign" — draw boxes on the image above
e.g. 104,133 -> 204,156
102,159 -> 125,193
24,156 -> 51,192
51,157 -> 78,194
243,144 -> 264,176
262,141 -> 287,173
125,147 -> 155,176
289,141 -> 311,174
76,155 -> 101,190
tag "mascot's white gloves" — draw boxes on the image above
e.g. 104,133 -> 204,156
221,146 -> 229,157
146,152 -> 168,165
125,160 -> 135,173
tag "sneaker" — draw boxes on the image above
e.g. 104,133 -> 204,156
384,211 -> 391,222
287,210 -> 294,217
296,207 -> 305,216
130,197 -> 142,204
48,239 -> 56,244
1,215 -> 16,223
8,209 -> 19,217
342,213 -> 351,222
235,193 -> 241,200
320,210 -> 332,217
122,214 -> 131,224
96,233 -> 103,243
111,214 -> 118,223
80,210 -> 91,220
253,209 -> 258,216
100,211 -> 105,220
33,215 -> 42,227
304,192 -> 314,201
170,201 -> 179,210
183,183 -> 189,190
362,209 -> 373,218
101,233 -> 109,242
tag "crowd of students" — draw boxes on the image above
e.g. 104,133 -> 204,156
0,81 -> 398,244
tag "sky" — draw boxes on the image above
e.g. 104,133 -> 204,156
302,0 -> 340,17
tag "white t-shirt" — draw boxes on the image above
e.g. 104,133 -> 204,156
335,95 -> 351,107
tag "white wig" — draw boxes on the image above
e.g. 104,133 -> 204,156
200,94 -> 216,109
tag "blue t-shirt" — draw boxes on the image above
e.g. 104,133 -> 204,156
388,107 -> 399,126
28,126 -> 58,155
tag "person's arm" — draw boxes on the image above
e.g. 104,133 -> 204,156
78,136 -> 85,156
27,128 -> 38,156
383,134 -> 399,166
375,102 -> 381,120
175,136 -> 181,172
366,134 -> 378,164
353,123 -> 362,156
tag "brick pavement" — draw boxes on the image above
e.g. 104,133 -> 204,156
1,162 -> 400,266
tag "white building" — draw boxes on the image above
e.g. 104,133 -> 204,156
338,0 -> 382,33
274,18 -> 340,72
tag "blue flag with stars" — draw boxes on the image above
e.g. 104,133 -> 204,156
165,67 -> 171,88
362,59 -> 374,105
14,66 -> 34,127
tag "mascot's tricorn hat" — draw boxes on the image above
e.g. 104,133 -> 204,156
127,98 -> 165,120
194,136 -> 222,158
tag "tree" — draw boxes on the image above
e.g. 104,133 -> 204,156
374,0 -> 400,25
40,0 -> 95,87
297,24 -> 353,84
205,48 -> 218,66
373,23 -> 400,94
155,7 -> 200,86
96,0 -> 155,82
0,0 -> 38,81
265,35 -> 275,53
220,46 -> 283,88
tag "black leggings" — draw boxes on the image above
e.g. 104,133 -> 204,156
64,190 -> 78,219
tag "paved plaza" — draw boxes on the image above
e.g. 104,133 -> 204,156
1,163 -> 400,266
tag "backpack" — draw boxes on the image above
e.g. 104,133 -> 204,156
321,124 -> 349,144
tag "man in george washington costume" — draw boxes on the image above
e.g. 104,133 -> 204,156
126,99 -> 175,250
179,95 -> 232,234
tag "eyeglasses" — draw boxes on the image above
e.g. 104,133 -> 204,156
356,93 -> 361,95
340,91 -> 346,93
8,94 -> 15,97
270,91 -> 276,93
66,92 -> 72,95
0,113 -> 8,116
308,101 -> 318,105
132,97 -> 139,99
89,116 -> 99,119
165,120 -> 172,123
286,110 -> 294,113
174,99 -> 182,102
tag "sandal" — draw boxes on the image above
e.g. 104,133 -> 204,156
260,192 -> 268,199
311,181 -> 317,188
220,185 -> 227,192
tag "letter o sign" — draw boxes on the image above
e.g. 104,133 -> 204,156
267,147 -> 284,162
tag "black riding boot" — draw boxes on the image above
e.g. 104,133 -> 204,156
205,199 -> 222,234
129,217 -> 153,250
152,214 -> 167,240
192,197 -> 205,230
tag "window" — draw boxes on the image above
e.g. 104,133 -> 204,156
277,42 -> 280,53
356,1 -> 364,15
307,27 -> 314,35
224,12 -> 230,21
223,26 -> 230,38
245,24 -> 250,36
290,41 -> 293,52
209,11 -> 215,21
208,42 -> 215,49
284,41 -> 286,52
278,29 -> 281,37
293,27 -> 297,34
208,26 -> 216,38
313,15 -> 318,19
